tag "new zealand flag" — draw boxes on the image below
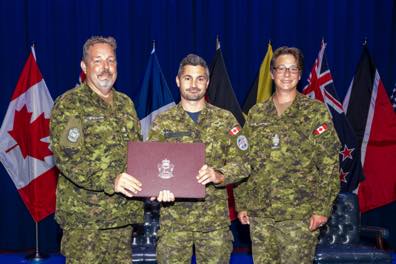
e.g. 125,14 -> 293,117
303,41 -> 364,192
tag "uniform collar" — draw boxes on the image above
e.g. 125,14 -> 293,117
81,83 -> 118,108
269,92 -> 304,118
176,101 -> 211,113
176,101 -> 212,123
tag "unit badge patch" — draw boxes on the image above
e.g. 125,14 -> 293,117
237,135 -> 249,151
67,127 -> 80,143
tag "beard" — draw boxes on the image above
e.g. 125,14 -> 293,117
96,79 -> 113,91
94,70 -> 116,91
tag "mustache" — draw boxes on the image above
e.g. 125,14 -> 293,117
98,69 -> 112,76
186,87 -> 201,92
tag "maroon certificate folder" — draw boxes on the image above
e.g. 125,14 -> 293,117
127,141 -> 206,198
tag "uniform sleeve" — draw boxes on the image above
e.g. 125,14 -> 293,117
310,107 -> 341,217
232,113 -> 253,212
50,97 -> 118,194
215,114 -> 250,187
129,100 -> 143,142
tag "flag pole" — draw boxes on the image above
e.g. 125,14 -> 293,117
152,40 -> 156,54
26,221 -> 48,261
216,35 -> 220,50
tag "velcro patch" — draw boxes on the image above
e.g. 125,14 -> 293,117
236,135 -> 249,151
229,126 -> 241,136
313,123 -> 328,135
60,116 -> 83,147
67,127 -> 80,143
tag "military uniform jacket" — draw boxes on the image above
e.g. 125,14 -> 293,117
235,93 -> 340,221
148,103 -> 249,232
50,84 -> 143,229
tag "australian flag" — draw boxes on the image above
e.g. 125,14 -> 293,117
303,41 -> 364,192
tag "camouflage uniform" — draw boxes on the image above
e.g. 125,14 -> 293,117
50,84 -> 143,264
235,93 -> 340,264
148,103 -> 249,264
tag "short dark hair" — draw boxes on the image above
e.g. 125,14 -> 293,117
83,36 -> 117,61
270,46 -> 304,72
177,54 -> 209,78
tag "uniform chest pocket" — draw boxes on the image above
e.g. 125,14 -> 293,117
286,127 -> 313,160
246,125 -> 273,171
205,134 -> 227,162
83,117 -> 114,143
250,125 -> 273,150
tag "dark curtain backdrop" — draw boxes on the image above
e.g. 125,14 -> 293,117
1,0 -> 395,252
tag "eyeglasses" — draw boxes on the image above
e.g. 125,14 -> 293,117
273,65 -> 300,75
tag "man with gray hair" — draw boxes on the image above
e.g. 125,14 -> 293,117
50,36 -> 144,263
149,53 -> 249,263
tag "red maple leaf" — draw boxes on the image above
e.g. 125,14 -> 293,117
6,105 -> 52,160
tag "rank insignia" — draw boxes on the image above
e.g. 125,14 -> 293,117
271,134 -> 280,149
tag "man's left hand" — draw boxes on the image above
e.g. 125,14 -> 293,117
196,164 -> 224,185
309,214 -> 328,231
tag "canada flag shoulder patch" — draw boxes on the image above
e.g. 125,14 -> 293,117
313,123 -> 328,135
229,125 -> 241,136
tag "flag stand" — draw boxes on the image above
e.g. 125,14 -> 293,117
25,222 -> 48,262
0,46 -> 57,262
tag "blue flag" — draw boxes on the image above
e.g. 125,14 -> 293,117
303,41 -> 364,192
136,48 -> 175,140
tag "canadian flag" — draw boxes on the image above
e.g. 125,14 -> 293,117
0,47 -> 58,222
313,123 -> 328,135
228,125 -> 241,136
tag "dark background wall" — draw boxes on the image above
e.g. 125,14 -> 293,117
0,0 -> 395,252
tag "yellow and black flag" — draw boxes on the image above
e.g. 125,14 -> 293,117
243,42 -> 273,114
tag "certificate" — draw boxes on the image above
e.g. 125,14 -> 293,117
127,141 -> 206,198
